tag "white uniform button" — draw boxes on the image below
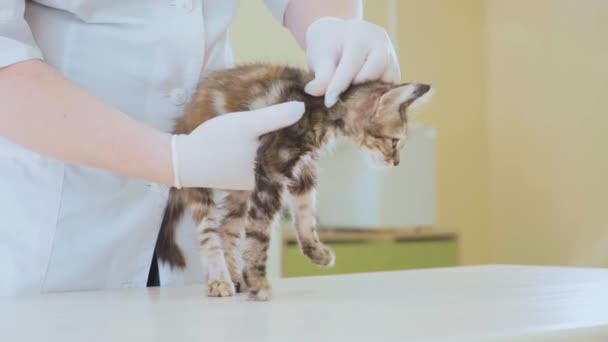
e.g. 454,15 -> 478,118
147,183 -> 165,194
169,0 -> 194,12
170,88 -> 188,105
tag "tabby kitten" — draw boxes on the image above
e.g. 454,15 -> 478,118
156,64 -> 432,301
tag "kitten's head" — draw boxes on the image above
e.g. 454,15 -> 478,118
340,82 -> 433,168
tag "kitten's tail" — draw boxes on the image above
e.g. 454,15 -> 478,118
155,188 -> 187,269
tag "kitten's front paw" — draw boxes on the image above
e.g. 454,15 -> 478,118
207,280 -> 236,297
248,285 -> 272,301
245,276 -> 272,301
302,243 -> 335,267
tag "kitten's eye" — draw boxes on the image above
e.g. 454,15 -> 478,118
391,138 -> 399,148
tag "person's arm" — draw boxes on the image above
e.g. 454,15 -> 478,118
0,1 -> 304,191
0,60 -> 175,185
283,0 -> 400,108
0,60 -> 304,190
0,1 -> 174,185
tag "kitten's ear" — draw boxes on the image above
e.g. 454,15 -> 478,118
379,83 -> 433,114
346,88 -> 385,121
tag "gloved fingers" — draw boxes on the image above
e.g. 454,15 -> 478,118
304,56 -> 337,97
239,101 -> 305,136
381,51 -> 401,84
353,48 -> 391,84
325,41 -> 368,108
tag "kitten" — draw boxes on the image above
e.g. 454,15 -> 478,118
156,64 -> 432,301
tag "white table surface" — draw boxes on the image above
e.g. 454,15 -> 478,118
1,265 -> 608,342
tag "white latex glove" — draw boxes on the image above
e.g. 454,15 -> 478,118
304,17 -> 401,108
171,101 -> 305,190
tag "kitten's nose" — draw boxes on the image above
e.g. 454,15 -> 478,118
393,159 -> 400,166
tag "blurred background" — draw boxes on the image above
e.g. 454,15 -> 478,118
229,0 -> 608,278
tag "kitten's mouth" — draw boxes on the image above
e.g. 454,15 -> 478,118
365,151 -> 395,169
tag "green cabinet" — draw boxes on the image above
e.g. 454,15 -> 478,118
281,230 -> 458,278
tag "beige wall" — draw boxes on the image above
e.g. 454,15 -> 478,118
397,0 -> 491,264
486,0 -> 608,266
230,1 -> 305,66
400,0 -> 608,266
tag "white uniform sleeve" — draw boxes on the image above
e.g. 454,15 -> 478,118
0,0 -> 43,68
263,0 -> 290,24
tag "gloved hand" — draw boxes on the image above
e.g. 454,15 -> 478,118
171,101 -> 305,190
304,17 -> 401,108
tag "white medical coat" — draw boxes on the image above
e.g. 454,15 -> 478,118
0,0 -> 288,296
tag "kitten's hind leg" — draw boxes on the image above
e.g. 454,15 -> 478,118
288,163 -> 335,267
218,190 -> 250,293
195,194 -> 235,297
243,178 -> 284,301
